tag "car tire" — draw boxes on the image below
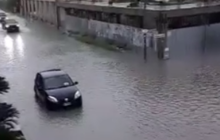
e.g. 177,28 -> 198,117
34,91 -> 38,99
34,87 -> 38,97
45,101 -> 55,111
77,99 -> 82,107
34,92 -> 37,98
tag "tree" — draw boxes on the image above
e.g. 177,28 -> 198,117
0,126 -> 19,140
0,103 -> 19,129
0,77 -> 9,95
0,76 -> 21,140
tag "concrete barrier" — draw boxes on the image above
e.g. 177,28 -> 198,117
167,23 -> 220,59
61,11 -> 157,49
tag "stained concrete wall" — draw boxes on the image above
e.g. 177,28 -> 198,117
59,7 -> 67,31
167,23 -> 220,59
59,7 -> 156,48
66,16 -> 88,35
58,7 -> 220,59
20,0 -> 57,25
88,20 -> 145,47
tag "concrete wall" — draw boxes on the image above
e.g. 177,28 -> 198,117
59,8 -> 156,49
167,23 -> 220,59
59,7 -> 67,30
88,20 -> 146,47
65,16 -> 88,35
20,0 -> 57,25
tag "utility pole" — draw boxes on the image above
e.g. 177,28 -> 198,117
143,31 -> 147,61
156,12 -> 168,60
142,0 -> 147,61
144,0 -> 147,9
202,0 -> 210,53
55,0 -> 60,29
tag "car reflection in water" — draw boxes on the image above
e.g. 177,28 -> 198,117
3,35 -> 25,62
16,35 -> 24,58
4,35 -> 14,61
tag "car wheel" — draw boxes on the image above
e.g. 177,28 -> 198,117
77,99 -> 82,107
45,101 -> 54,110
34,87 -> 37,97
34,91 -> 38,99
34,91 -> 37,98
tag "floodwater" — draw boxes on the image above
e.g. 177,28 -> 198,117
1,14 -> 220,140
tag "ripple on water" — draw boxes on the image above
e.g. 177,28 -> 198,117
2,17 -> 220,140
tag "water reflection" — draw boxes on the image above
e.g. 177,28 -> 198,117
4,35 -> 14,61
16,35 -> 24,58
3,35 -> 25,61
34,98 -> 84,124
41,108 -> 84,126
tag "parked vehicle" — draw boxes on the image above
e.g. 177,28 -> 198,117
0,12 -> 6,23
2,18 -> 20,33
34,69 -> 82,110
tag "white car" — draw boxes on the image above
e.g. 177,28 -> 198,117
2,19 -> 20,33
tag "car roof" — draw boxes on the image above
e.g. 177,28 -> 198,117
39,69 -> 67,79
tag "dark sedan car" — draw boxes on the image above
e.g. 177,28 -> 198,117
2,19 -> 20,33
34,69 -> 82,110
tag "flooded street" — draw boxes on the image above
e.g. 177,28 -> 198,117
1,14 -> 220,140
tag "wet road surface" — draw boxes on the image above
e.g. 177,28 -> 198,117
1,13 -> 220,140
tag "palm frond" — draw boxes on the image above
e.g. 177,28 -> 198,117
0,103 -> 19,129
0,126 -> 19,140
0,77 -> 9,95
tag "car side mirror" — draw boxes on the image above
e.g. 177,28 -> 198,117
73,81 -> 78,85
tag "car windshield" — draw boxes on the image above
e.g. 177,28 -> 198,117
44,75 -> 73,90
5,19 -> 17,24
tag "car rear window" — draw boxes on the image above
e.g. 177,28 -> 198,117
44,75 -> 73,90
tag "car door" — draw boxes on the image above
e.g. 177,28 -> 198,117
34,74 -> 39,92
36,75 -> 45,101
39,77 -> 47,102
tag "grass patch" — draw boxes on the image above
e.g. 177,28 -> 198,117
74,34 -> 120,51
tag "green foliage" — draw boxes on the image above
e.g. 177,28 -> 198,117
0,103 -> 19,129
0,77 -> 9,95
74,34 -> 119,51
0,76 -> 22,140
0,127 -> 19,140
